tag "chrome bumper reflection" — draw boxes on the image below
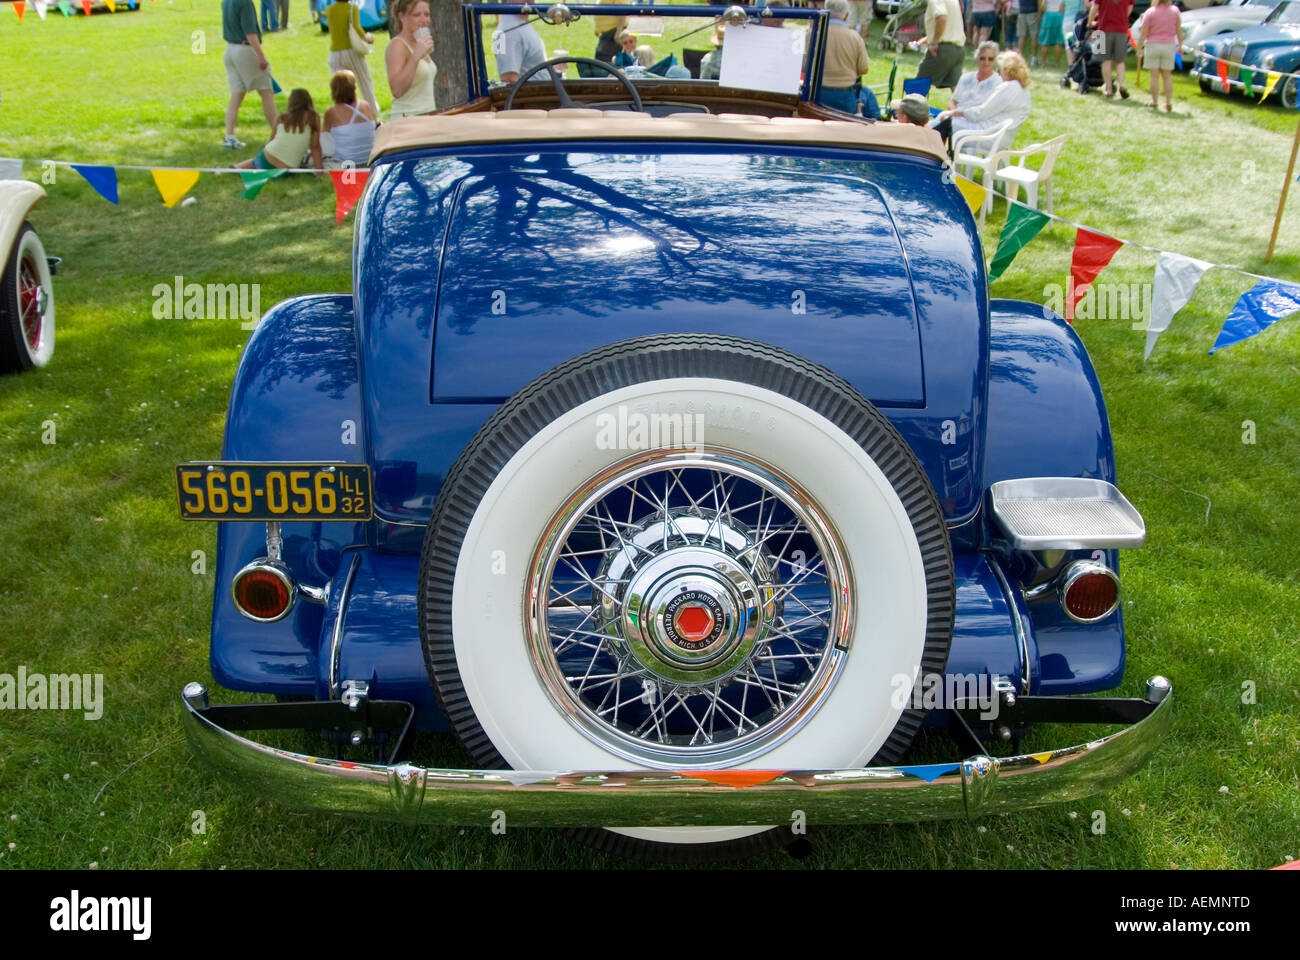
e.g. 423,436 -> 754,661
180,680 -> 1172,827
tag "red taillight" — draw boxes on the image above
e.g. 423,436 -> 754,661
1061,563 -> 1119,623
233,565 -> 294,622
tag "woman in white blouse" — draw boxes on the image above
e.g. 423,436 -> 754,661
931,50 -> 1032,153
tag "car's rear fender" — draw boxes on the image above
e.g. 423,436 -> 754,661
211,294 -> 367,695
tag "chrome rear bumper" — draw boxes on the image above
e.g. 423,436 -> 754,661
180,678 -> 1171,827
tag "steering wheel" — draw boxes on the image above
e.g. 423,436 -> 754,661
503,56 -> 644,113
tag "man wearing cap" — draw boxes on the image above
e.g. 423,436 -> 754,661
891,93 -> 932,125
817,0 -> 872,114
222,0 -> 277,149
917,0 -> 966,90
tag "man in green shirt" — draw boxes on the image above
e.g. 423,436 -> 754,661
222,0 -> 277,149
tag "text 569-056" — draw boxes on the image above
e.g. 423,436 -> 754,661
175,463 -> 372,521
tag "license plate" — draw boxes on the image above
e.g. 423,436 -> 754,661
176,463 -> 373,521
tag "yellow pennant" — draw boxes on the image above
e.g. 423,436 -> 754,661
105,0 -> 115,9
1031,752 -> 1053,765
151,169 -> 199,208
956,175 -> 988,216
1261,71 -> 1281,103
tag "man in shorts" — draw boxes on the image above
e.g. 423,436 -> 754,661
917,0 -> 966,90
1088,0 -> 1133,98
222,0 -> 277,149
846,0 -> 873,40
1017,0 -> 1041,65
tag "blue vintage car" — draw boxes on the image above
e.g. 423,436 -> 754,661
177,4 -> 1171,861
1192,0 -> 1300,108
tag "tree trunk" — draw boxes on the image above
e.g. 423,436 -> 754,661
429,0 -> 471,108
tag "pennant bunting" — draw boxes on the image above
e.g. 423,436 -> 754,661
238,168 -> 288,199
955,175 -> 987,217
58,0 -> 70,14
1217,60 -> 1229,89
1241,67 -> 1253,97
1068,228 -> 1124,321
150,169 -> 200,208
0,158 -> 23,181
1210,279 -> 1300,352
80,0 -> 91,14
329,169 -> 369,223
1144,252 -> 1213,360
987,205 -> 1050,284
1260,71 -> 1281,103
35,0 -> 47,17
13,1 -> 26,20
128,0 -> 136,7
105,0 -> 115,10
71,164 -> 119,204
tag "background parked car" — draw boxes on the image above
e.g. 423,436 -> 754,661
1193,0 -> 1300,108
1181,0 -> 1284,67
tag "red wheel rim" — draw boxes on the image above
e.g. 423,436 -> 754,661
18,253 -> 44,351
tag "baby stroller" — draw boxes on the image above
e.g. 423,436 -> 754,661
1061,12 -> 1104,94
879,0 -> 927,54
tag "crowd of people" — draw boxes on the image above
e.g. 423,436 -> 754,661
220,0 -> 439,171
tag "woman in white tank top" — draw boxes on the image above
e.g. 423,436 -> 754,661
386,0 -> 438,118
322,69 -> 379,167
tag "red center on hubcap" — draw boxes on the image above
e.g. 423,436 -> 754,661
674,604 -> 715,641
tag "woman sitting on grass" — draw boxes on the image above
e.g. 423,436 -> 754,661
234,88 -> 325,176
322,69 -> 379,170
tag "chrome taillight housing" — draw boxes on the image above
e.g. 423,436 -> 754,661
1059,560 -> 1120,623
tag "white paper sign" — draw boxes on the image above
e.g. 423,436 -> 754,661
626,16 -> 665,37
718,23 -> 805,95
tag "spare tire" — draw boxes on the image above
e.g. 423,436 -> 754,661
418,334 -> 954,860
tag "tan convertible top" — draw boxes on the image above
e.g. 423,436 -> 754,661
370,109 -> 949,165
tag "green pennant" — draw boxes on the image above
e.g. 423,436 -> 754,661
1242,67 -> 1254,97
987,205 -> 1051,283
57,0 -> 70,14
238,168 -> 288,199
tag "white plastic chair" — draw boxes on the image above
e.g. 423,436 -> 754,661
990,134 -> 1069,214
950,119 -> 1018,222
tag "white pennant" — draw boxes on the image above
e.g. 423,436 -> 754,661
35,0 -> 48,18
1145,252 -> 1213,360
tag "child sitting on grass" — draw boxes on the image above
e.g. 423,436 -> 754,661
234,89 -> 325,177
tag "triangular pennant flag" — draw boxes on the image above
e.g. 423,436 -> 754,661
35,0 -> 46,18
238,167 -> 288,199
1210,279 -> 1300,353
71,164 -> 119,204
955,175 -> 987,217
151,169 -> 200,208
1261,71 -> 1281,103
1067,228 -> 1124,321
987,205 -> 1050,284
329,169 -> 370,223
1242,67 -> 1254,96
104,0 -> 114,10
58,0 -> 70,14
14,1 -> 26,20
1217,59 -> 1229,89
1144,252 -> 1213,360
895,763 -> 960,783
271,75 -> 283,94
0,158 -> 23,181
80,0 -> 90,13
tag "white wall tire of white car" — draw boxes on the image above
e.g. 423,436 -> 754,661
419,335 -> 955,862
0,224 -> 55,374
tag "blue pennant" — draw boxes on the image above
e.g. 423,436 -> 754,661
1210,279 -> 1300,352
71,164 -> 119,204
895,763 -> 961,783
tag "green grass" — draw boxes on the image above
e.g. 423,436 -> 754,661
1,3 -> 1298,870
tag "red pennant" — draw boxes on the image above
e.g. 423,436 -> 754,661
330,169 -> 370,223
14,1 -> 26,20
80,0 -> 90,12
1217,59 -> 1229,89
1067,228 -> 1124,322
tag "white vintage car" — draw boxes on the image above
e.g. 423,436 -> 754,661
0,180 -> 56,374
1181,0 -> 1283,65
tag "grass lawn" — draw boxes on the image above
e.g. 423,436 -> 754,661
0,3 -> 1297,870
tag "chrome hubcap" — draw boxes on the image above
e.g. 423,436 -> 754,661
527,448 -> 853,768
